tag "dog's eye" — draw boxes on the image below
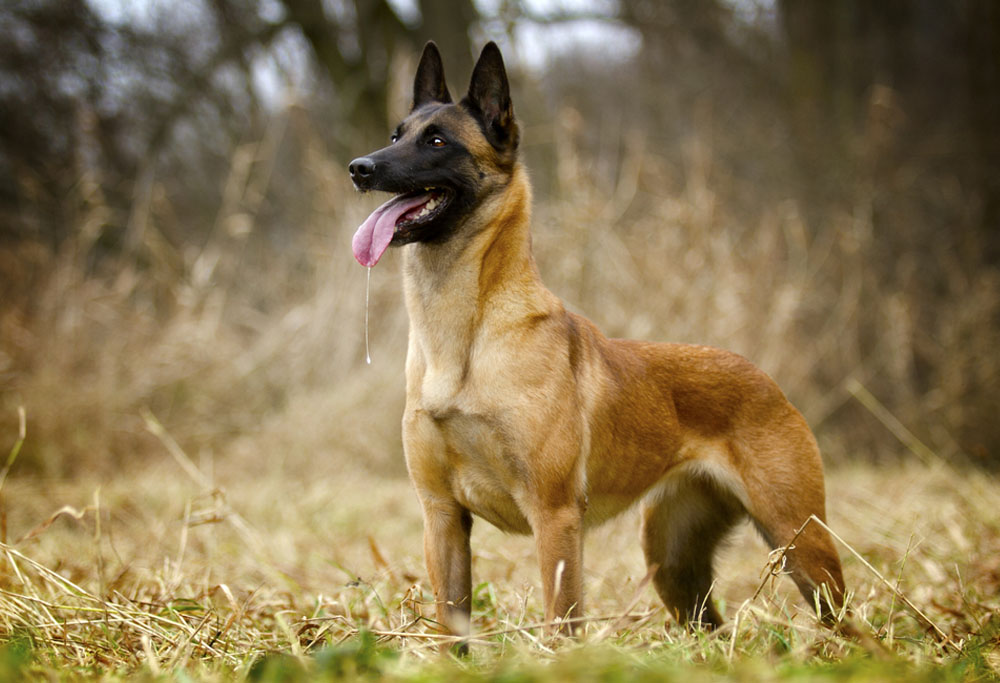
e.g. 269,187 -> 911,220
429,136 -> 446,148
390,132 -> 400,144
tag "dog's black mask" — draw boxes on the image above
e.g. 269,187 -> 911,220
349,41 -> 518,266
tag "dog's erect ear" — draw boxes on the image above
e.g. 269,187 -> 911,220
412,41 -> 452,110
465,42 -> 518,152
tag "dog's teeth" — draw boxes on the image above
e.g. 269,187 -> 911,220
408,194 -> 441,222
414,198 -> 438,219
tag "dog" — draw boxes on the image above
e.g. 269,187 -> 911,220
349,41 -> 845,641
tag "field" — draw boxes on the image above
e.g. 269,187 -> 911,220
2,421 -> 999,680
2,99 -> 999,680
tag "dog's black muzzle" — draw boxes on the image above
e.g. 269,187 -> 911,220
348,147 -> 408,193
349,155 -> 378,190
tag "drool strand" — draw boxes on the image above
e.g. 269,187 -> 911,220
365,266 -> 372,365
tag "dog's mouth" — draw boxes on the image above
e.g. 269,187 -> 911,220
352,188 -> 453,267
394,188 -> 453,240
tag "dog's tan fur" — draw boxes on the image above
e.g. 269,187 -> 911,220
356,42 -> 845,641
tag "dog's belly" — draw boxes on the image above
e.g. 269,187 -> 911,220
582,494 -> 640,527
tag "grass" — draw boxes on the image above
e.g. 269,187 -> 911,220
1,411 -> 998,680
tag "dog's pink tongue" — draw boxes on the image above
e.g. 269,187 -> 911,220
352,193 -> 430,267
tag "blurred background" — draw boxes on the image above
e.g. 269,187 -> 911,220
1,0 -> 998,479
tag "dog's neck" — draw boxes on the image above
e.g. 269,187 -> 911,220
403,164 -> 550,312
402,164 -> 559,387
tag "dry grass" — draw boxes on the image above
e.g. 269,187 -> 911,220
1,422 -> 998,679
1,101 -> 998,679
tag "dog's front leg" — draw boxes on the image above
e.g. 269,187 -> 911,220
532,502 -> 584,634
404,410 -> 473,649
421,498 -> 473,647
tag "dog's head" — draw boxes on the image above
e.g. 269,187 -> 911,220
350,41 -> 519,267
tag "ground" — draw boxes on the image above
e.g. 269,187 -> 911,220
2,427 -> 998,680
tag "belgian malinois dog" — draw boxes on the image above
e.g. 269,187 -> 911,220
349,42 -> 845,640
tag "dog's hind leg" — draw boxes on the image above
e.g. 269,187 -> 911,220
640,470 -> 743,629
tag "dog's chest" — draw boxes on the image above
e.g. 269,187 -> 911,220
435,409 -> 534,535
409,346 -> 536,533
404,273 -> 557,535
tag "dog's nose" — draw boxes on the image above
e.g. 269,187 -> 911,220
349,157 -> 376,180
